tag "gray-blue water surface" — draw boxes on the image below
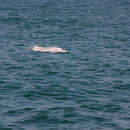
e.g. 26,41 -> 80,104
0,0 -> 130,129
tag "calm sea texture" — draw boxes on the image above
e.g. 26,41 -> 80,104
0,0 -> 130,129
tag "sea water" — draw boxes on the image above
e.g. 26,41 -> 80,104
0,0 -> 130,129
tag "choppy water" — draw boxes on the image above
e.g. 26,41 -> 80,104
0,0 -> 130,129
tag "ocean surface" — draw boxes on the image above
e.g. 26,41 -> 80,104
0,0 -> 130,129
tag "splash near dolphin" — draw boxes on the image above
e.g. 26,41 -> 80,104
32,45 -> 67,53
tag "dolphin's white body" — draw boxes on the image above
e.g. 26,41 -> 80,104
32,45 -> 67,53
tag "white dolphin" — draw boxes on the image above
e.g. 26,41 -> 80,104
32,45 -> 67,53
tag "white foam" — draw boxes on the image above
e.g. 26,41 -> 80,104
32,45 -> 67,53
